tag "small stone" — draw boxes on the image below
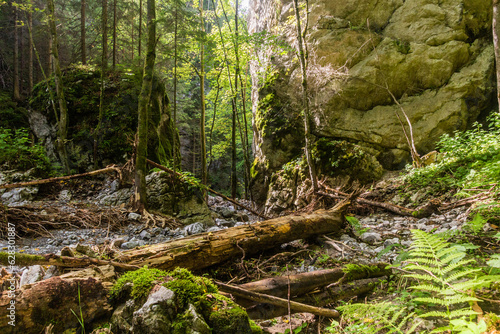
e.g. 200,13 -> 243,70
58,189 -> 72,202
139,230 -> 152,240
128,212 -> 142,221
207,226 -> 223,233
151,227 -> 163,236
383,237 -> 400,248
20,265 -> 45,287
219,207 -> 237,218
360,232 -> 382,244
121,241 -> 141,250
184,222 -> 205,235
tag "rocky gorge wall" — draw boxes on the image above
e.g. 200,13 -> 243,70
248,0 -> 496,204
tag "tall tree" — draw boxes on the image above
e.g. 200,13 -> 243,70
292,0 -> 318,192
102,0 -> 108,71
494,0 -> 500,110
172,4 -> 180,170
81,0 -> 86,64
112,0 -> 117,70
134,0 -> 156,211
28,6 -> 33,93
13,3 -> 20,100
47,0 -> 70,174
199,0 -> 207,196
138,0 -> 142,59
230,0 -> 239,199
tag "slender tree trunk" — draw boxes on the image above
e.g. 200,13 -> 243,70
231,0 -> 240,200
47,36 -> 53,77
28,10 -> 33,93
102,0 -> 108,71
134,0 -> 156,212
494,0 -> 500,110
138,0 -> 142,60
199,0 -> 207,198
13,4 -> 20,100
47,0 -> 71,174
81,0 -> 86,64
292,0 -> 318,192
173,8 -> 179,171
112,0 -> 117,70
131,18 -> 134,62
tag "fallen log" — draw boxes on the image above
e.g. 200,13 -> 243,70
0,252 -> 139,272
245,277 -> 385,319
0,166 -> 120,190
0,265 -> 115,334
216,281 -> 340,319
117,202 -> 349,271
236,263 -> 391,301
147,159 -> 269,220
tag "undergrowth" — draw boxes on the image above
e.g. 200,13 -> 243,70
403,114 -> 500,194
329,230 -> 500,333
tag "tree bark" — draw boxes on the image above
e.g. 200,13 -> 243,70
81,0 -> 86,64
0,266 -> 114,333
112,0 -> 117,70
134,0 -> 156,212
13,4 -> 20,100
494,0 -> 500,109
138,0 -> 142,60
172,7 -> 180,170
117,204 -> 347,271
292,0 -> 318,192
28,9 -> 33,93
102,0 -> 108,71
199,0 -> 207,199
47,0 -> 71,174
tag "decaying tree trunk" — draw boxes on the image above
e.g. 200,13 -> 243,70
0,265 -> 115,334
245,277 -> 386,319
118,203 -> 348,271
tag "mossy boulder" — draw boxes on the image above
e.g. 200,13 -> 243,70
29,65 -> 180,172
110,268 -> 260,334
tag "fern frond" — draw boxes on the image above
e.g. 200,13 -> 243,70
439,252 -> 470,265
404,273 -> 440,282
420,310 -> 451,318
404,263 -> 443,275
443,268 -> 482,283
441,295 -> 480,304
410,284 -> 443,293
413,297 -> 451,306
440,259 -> 476,275
405,257 -> 442,267
447,308 -> 480,319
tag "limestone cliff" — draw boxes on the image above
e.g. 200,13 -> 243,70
249,0 -> 495,204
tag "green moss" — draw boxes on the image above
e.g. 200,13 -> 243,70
111,267 -> 168,300
199,294 -> 261,334
342,264 -> 382,281
0,252 -> 45,266
163,268 -> 217,310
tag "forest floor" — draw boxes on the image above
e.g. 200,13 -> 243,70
1,169 -> 499,333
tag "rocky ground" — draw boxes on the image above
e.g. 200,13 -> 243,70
0,169 -> 493,333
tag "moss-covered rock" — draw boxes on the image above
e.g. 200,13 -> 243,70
110,268 -> 260,334
29,65 -> 180,172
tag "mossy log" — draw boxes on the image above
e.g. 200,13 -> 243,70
245,277 -> 386,319
235,263 -> 390,304
117,203 -> 348,271
0,265 -> 115,334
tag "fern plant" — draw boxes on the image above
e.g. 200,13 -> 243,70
403,229 -> 494,332
332,302 -> 421,334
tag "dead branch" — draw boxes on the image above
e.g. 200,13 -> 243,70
0,165 -> 120,190
216,281 -> 340,318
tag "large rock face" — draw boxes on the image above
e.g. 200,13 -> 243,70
249,0 -> 495,203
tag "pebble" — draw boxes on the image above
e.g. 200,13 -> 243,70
360,232 -> 382,244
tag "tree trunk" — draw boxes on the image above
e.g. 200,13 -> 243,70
172,8 -> 180,171
102,0 -> 108,71
47,0 -> 71,174
292,0 -> 318,192
112,0 -> 117,70
28,10 -> 33,93
117,205 -> 347,270
13,4 -> 20,100
0,266 -> 114,333
138,0 -> 142,60
134,0 -> 156,212
199,0 -> 207,199
81,0 -> 86,64
494,0 -> 500,109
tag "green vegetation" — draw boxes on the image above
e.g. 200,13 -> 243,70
110,267 -> 168,300
404,114 -> 500,194
163,267 -> 217,309
0,128 -> 51,175
329,230 -> 500,333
